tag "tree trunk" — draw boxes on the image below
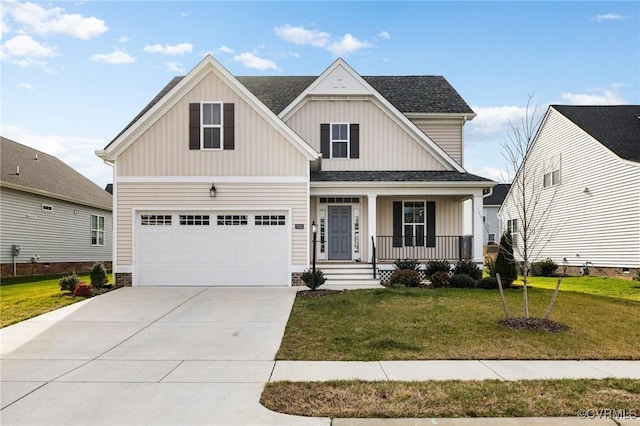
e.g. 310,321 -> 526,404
496,273 -> 509,319
522,273 -> 529,319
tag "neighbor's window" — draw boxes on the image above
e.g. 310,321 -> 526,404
202,102 -> 223,150
488,233 -> 496,244
543,154 -> 561,188
507,218 -> 518,247
91,214 -> 105,246
403,201 -> 425,247
331,123 -> 349,159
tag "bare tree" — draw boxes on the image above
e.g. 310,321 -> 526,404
501,95 -> 562,319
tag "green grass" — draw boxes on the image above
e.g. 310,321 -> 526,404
278,286 -> 640,360
524,276 -> 640,301
262,379 -> 640,418
0,273 -> 113,328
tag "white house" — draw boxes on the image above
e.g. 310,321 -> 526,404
483,183 -> 510,246
500,105 -> 640,275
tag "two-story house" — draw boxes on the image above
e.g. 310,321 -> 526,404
97,55 -> 493,287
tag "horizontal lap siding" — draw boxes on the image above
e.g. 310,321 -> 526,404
286,100 -> 446,171
117,71 -> 308,177
501,108 -> 640,268
0,188 -> 112,264
410,118 -> 463,165
116,182 -> 308,266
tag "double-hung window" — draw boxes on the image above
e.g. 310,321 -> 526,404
91,214 -> 105,246
543,154 -> 561,188
202,102 -> 222,150
507,218 -> 518,247
331,123 -> 349,159
404,201 -> 425,247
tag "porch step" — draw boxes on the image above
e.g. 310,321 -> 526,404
318,263 -> 383,290
324,279 -> 384,290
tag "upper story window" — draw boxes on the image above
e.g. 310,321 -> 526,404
91,214 -> 105,246
543,154 -> 561,188
331,123 -> 349,159
202,102 -> 222,150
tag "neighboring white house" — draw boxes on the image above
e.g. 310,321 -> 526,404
0,137 -> 113,277
483,183 -> 510,246
97,55 -> 494,287
500,105 -> 640,275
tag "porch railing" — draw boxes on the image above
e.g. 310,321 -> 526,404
375,235 -> 473,261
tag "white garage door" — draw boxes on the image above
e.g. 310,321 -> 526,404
136,212 -> 289,286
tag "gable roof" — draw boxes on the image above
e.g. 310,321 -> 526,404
483,183 -> 511,206
552,105 -> 640,163
1,137 -> 112,210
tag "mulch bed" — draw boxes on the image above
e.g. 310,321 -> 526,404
296,289 -> 343,298
498,317 -> 569,333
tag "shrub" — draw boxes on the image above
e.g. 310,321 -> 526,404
494,232 -> 517,286
388,269 -> 421,287
301,268 -> 326,290
531,258 -> 558,277
59,272 -> 80,293
424,260 -> 451,277
430,271 -> 450,288
73,282 -> 92,297
90,262 -> 108,290
476,277 -> 502,290
453,260 -> 482,280
393,258 -> 420,271
485,258 -> 496,277
449,273 -> 476,288
634,270 -> 640,281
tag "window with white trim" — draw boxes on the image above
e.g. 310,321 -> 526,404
91,214 -> 105,246
403,201 -> 425,247
507,218 -> 518,247
331,123 -> 349,159
179,215 -> 210,226
543,154 -> 561,188
217,215 -> 247,226
141,215 -> 172,225
488,233 -> 496,244
255,215 -> 285,226
202,102 -> 223,150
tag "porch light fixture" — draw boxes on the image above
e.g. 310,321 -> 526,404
312,221 -> 317,234
209,184 -> 217,197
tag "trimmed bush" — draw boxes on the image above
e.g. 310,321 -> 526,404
73,283 -> 92,298
634,270 -> 640,281
59,272 -> 80,293
393,258 -> 420,271
453,260 -> 482,280
425,260 -> 451,277
477,277 -> 501,290
494,232 -> 517,286
388,269 -> 421,287
301,268 -> 326,290
90,262 -> 108,290
531,258 -> 558,277
449,273 -> 476,288
430,271 -> 450,288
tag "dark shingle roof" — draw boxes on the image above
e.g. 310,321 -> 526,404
310,170 -> 492,183
1,137 -> 112,210
108,73 -> 474,147
483,183 -> 511,206
552,105 -> 640,163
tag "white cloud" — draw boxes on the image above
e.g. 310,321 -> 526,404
180,12 -> 188,17
143,42 -> 193,55
232,52 -> 277,70
1,34 -> 58,58
377,31 -> 391,40
164,61 -> 185,73
327,33 -> 373,57
6,1 -> 108,39
468,105 -> 529,137
216,45 -> 234,54
90,48 -> 135,64
468,166 -> 510,183
559,90 -> 625,105
2,124 -> 112,188
117,36 -> 129,43
274,24 -> 330,47
592,13 -> 625,22
18,82 -> 35,90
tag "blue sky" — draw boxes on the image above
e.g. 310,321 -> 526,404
2,1 -> 638,187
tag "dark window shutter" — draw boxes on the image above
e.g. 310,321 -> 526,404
320,124 -> 330,159
392,201 -> 403,247
426,201 -> 436,247
189,103 -> 200,150
223,103 -> 234,150
349,124 -> 359,159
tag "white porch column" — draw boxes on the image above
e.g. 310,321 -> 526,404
472,193 -> 484,264
367,193 -> 377,262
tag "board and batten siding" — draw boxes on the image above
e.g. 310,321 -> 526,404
500,108 -> 640,268
116,182 -> 308,267
117,71 -> 309,177
286,99 -> 448,171
409,117 -> 464,165
0,187 -> 112,264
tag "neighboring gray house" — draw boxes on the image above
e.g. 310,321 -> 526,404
1,137 -> 113,277
483,183 -> 510,245
500,105 -> 640,275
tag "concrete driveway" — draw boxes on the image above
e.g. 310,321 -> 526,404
0,287 -> 329,426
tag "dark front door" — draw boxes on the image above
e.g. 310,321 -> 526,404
328,206 -> 352,260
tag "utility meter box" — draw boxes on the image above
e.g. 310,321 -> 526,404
12,245 -> 20,256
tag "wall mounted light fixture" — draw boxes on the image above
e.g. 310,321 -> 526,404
209,184 -> 217,197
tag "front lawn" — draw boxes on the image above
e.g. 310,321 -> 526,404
277,287 -> 640,360
525,275 -> 640,301
0,273 -> 113,328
